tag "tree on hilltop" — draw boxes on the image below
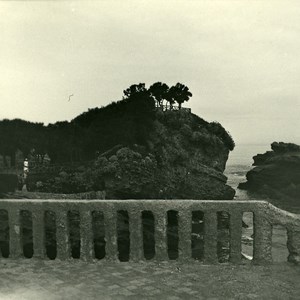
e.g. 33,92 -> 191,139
149,82 -> 169,107
165,86 -> 177,109
171,83 -> 192,109
123,83 -> 148,99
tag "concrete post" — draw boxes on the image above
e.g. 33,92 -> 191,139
8,208 -> 23,258
155,211 -> 168,261
56,210 -> 70,260
204,211 -> 218,264
253,211 -> 273,264
287,228 -> 300,264
128,210 -> 143,262
80,210 -> 94,261
32,210 -> 45,258
104,210 -> 118,261
178,210 -> 192,261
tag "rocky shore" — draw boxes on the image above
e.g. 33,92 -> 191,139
239,142 -> 300,201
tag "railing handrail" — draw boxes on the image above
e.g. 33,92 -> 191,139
0,199 -> 299,218
265,202 -> 300,226
0,199 -> 287,206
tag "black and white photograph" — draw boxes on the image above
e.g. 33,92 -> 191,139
0,1 -> 300,299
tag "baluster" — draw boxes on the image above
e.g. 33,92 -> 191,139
104,210 -> 118,261
80,210 -> 94,261
128,210 -> 143,262
155,211 -> 167,261
229,211 -> 242,263
32,210 -> 45,258
204,211 -> 218,264
178,210 -> 192,261
8,208 -> 23,258
253,212 -> 272,264
287,228 -> 300,264
56,210 -> 70,260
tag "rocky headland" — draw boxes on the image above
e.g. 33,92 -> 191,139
238,142 -> 300,200
0,83 -> 235,200
89,110 -> 235,200
18,110 -> 235,200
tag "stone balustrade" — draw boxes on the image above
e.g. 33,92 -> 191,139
0,199 -> 299,264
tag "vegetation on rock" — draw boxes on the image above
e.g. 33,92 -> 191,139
0,83 -> 235,199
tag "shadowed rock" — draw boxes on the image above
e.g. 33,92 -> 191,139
239,142 -> 300,201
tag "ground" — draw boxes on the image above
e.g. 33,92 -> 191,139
0,259 -> 299,300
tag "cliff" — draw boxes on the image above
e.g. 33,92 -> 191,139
23,109 -> 235,200
93,110 -> 235,199
238,142 -> 300,200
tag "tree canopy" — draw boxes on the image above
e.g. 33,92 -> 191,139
129,82 -> 192,110
170,83 -> 192,109
0,82 -> 195,165
123,83 -> 148,99
149,82 -> 169,107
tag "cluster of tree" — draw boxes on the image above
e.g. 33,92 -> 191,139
0,82 -> 234,174
0,119 -> 47,165
123,82 -> 192,110
0,83 -> 157,164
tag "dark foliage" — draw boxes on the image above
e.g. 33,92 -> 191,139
0,119 -> 46,162
208,122 -> 235,151
169,83 -> 192,109
149,82 -> 169,107
0,83 -> 234,167
0,174 -> 18,192
0,84 -> 155,164
0,83 -> 235,194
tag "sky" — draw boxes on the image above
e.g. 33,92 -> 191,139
1,0 -> 300,146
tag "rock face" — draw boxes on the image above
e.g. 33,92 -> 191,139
239,142 -> 300,199
94,110 -> 235,200
22,109 -> 235,200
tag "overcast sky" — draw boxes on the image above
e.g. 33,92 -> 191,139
1,0 -> 300,145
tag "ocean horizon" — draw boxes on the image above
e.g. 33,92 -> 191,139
225,143 -> 270,193
227,143 -> 271,167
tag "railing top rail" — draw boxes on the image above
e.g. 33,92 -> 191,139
0,199 -> 271,204
0,199 -> 299,225
265,202 -> 300,228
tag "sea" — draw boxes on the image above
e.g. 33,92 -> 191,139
225,143 -> 270,200
225,144 -> 300,262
